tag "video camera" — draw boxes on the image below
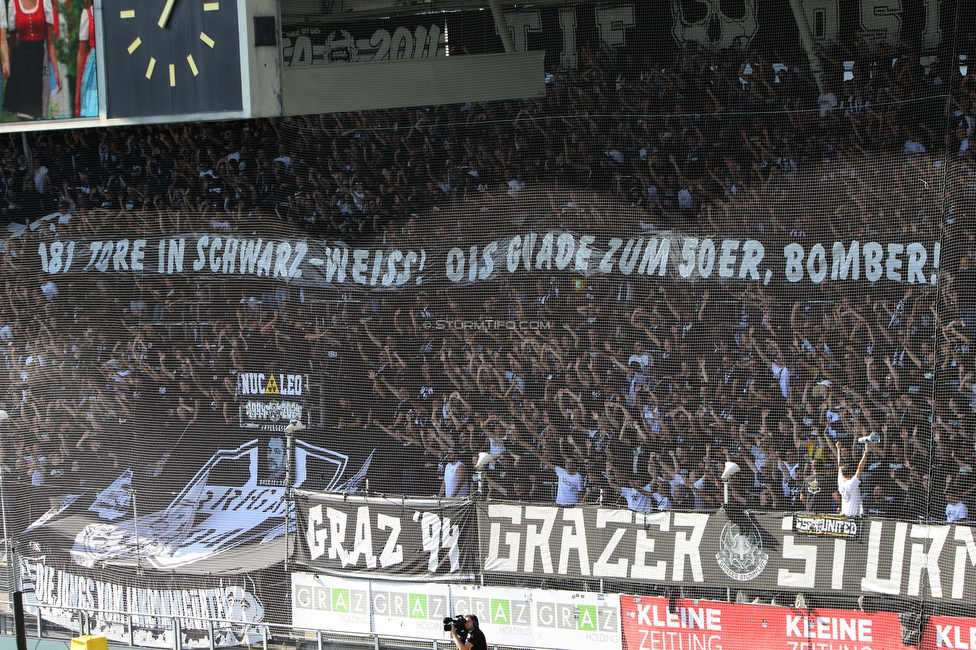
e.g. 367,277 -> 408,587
443,615 -> 466,632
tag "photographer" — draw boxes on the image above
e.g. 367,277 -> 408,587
451,615 -> 487,650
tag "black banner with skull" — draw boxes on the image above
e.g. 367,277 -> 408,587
283,1 -> 962,74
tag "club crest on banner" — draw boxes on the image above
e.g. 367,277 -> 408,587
59,438 -> 361,572
715,522 -> 768,581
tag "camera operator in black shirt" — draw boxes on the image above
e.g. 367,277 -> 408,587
451,614 -> 487,650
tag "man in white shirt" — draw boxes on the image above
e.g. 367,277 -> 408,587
946,492 -> 968,523
770,361 -> 790,400
818,88 -> 838,118
618,477 -> 654,512
439,449 -> 470,499
834,439 -> 869,516
552,458 -> 584,506
606,469 -> 654,513
628,342 -> 650,372
755,343 -> 790,400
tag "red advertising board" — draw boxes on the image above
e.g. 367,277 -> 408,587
921,616 -> 976,650
620,595 -> 912,650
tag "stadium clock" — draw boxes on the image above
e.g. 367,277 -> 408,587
102,0 -> 243,118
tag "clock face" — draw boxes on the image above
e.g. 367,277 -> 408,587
103,0 -> 243,118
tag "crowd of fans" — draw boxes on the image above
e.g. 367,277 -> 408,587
0,25 -> 974,527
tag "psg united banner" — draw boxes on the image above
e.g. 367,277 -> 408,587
478,504 -> 976,605
294,491 -> 478,581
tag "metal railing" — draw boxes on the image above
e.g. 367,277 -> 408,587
0,600 -> 505,650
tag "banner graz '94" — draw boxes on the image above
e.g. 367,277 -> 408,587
295,491 -> 479,581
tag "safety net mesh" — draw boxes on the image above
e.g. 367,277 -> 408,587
1,1 -> 975,648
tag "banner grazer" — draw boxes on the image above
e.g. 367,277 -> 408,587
478,502 -> 976,604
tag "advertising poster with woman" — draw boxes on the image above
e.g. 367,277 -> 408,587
0,0 -> 97,122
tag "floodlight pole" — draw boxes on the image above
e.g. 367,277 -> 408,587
788,0 -> 825,95
20,134 -> 33,175
130,488 -> 142,576
284,430 -> 292,571
487,0 -> 515,53
0,411 -> 13,584
0,440 -> 9,564
282,419 -> 305,571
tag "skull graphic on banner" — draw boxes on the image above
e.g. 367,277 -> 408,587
325,29 -> 360,63
671,0 -> 759,51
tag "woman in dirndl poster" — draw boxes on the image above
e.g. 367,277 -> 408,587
74,0 -> 95,117
2,0 -> 61,120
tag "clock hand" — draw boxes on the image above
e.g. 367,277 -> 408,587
158,0 -> 177,28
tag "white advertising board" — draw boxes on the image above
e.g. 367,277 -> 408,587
291,573 -> 371,634
450,584 -> 537,647
451,585 -> 621,650
371,581 -> 452,640
531,589 -> 621,650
